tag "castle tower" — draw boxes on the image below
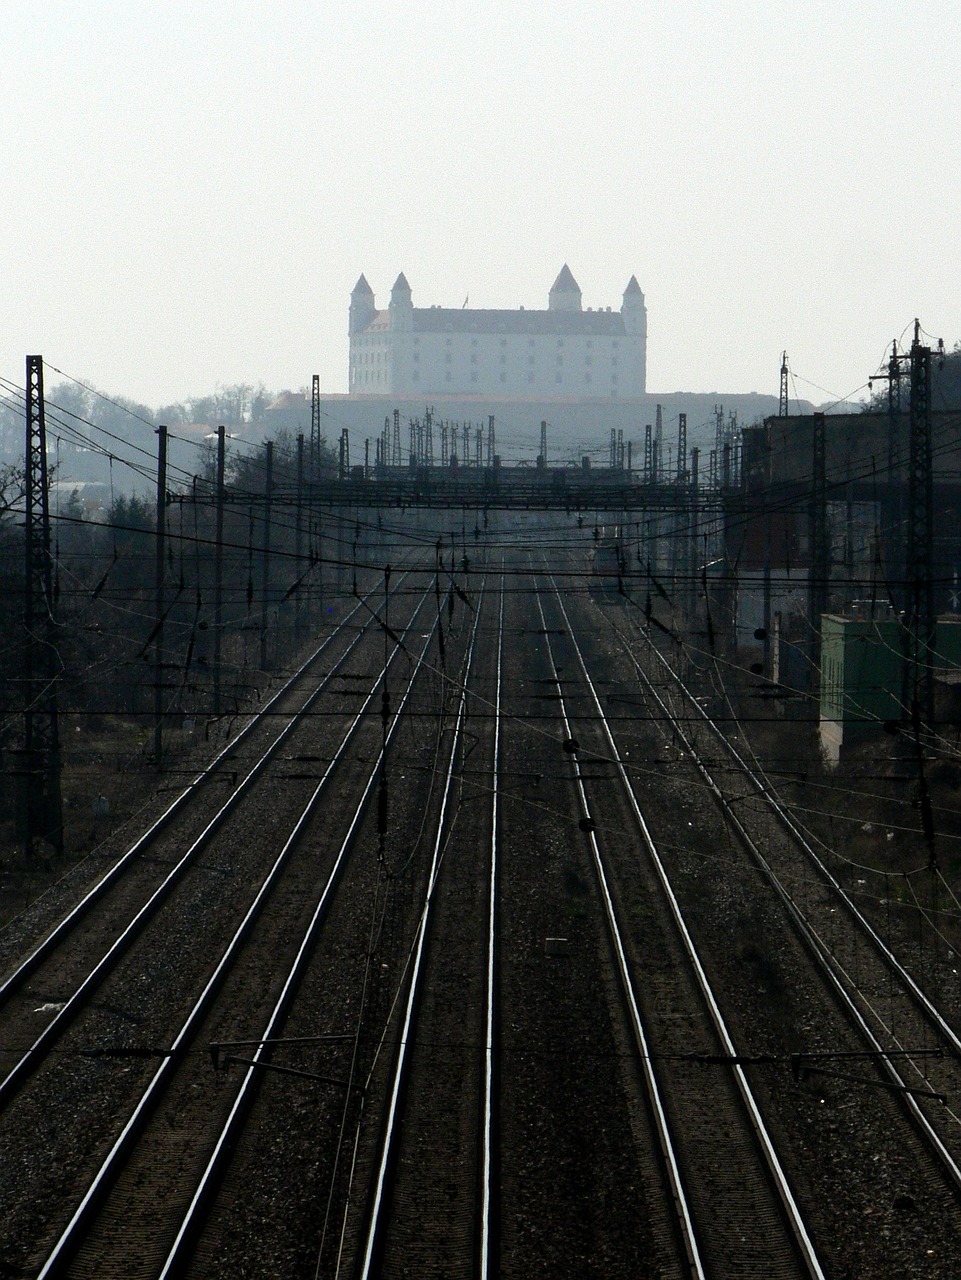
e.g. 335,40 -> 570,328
389,271 -> 413,332
621,274 -> 648,393
548,264 -> 582,312
620,275 -> 646,334
349,274 -> 375,335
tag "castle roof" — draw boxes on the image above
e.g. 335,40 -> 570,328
623,275 -> 643,297
351,273 -> 374,296
391,272 -> 412,294
410,307 -> 625,337
549,264 -> 581,294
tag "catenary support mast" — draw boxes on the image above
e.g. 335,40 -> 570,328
21,355 -> 63,857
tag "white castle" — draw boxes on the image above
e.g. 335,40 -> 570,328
348,266 -> 647,398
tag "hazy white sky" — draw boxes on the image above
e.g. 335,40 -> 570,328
3,1 -> 958,411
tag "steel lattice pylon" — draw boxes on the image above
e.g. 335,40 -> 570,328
908,340 -> 935,728
22,355 -> 62,856
310,374 -> 321,474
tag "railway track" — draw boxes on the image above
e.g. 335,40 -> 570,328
0,565 -> 476,1276
549,559 -> 961,1273
345,572 -> 495,1279
0,579 -> 415,1108
631,623 -> 961,1134
6,520 -> 961,1276
531,565 -> 824,1278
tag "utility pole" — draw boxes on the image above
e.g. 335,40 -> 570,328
908,324 -> 936,731
260,441 -> 273,670
808,411 -> 828,679
424,408 -> 434,468
690,447 -> 700,615
540,420 -> 548,467
869,339 -> 910,612
296,433 -> 306,637
21,355 -> 62,857
154,425 -> 168,768
212,425 -> 226,715
310,375 -> 321,474
676,413 -> 687,482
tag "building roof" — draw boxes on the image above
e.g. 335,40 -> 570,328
550,264 -> 581,294
623,275 -> 643,297
351,273 -> 374,296
391,272 -> 411,294
409,307 -> 626,336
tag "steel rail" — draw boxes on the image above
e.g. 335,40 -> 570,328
156,592 -> 449,1277
356,574 -> 488,1280
0,578 -> 405,1007
37,585 -> 444,1279
544,571 -> 827,1279
531,580 -> 707,1280
479,572 -> 504,1280
641,633 -> 961,1060
619,620 -> 961,1195
0,574 -> 418,1112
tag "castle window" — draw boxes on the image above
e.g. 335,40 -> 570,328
527,371 -> 534,383
612,355 -> 618,366
585,356 -> 592,367
585,373 -> 592,384
586,340 -> 593,349
528,338 -> 535,347
500,338 -> 507,347
471,372 -> 478,383
556,355 -> 563,366
413,353 -> 419,362
555,373 -> 562,384
445,337 -> 452,346
471,338 -> 478,346
500,373 -> 506,383
445,353 -> 452,364
557,339 -> 564,347
412,371 -> 419,382
445,370 -> 452,381
471,354 -> 477,365
528,355 -> 535,365
500,354 -> 506,364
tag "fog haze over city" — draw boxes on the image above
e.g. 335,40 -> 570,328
3,1 -> 958,411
